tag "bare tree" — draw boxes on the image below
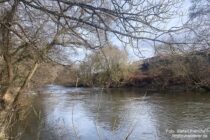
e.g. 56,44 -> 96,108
187,0 -> 210,49
79,45 -> 132,87
0,0 -> 186,107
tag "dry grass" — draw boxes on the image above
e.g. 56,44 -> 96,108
0,91 -> 39,140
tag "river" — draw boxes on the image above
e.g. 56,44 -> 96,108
20,85 -> 210,140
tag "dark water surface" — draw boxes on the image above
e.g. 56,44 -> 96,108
22,85 -> 210,140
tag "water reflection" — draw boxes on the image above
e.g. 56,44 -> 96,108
24,86 -> 210,140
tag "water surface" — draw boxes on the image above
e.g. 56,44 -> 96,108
22,85 -> 210,140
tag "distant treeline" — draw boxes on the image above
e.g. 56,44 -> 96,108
34,47 -> 210,92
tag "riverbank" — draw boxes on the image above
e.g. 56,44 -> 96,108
61,70 -> 210,92
61,51 -> 210,92
0,90 -> 39,140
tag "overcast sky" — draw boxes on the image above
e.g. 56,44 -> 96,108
64,0 -> 192,63
126,0 -> 192,61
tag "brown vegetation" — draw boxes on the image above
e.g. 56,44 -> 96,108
78,46 -> 135,87
127,50 -> 210,91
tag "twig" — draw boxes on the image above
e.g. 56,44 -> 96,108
72,105 -> 80,140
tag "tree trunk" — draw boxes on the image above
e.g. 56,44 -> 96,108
0,0 -> 19,100
12,62 -> 39,106
76,77 -> 79,88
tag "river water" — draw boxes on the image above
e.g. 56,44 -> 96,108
21,85 -> 210,140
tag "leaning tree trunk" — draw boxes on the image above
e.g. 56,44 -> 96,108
12,62 -> 39,107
